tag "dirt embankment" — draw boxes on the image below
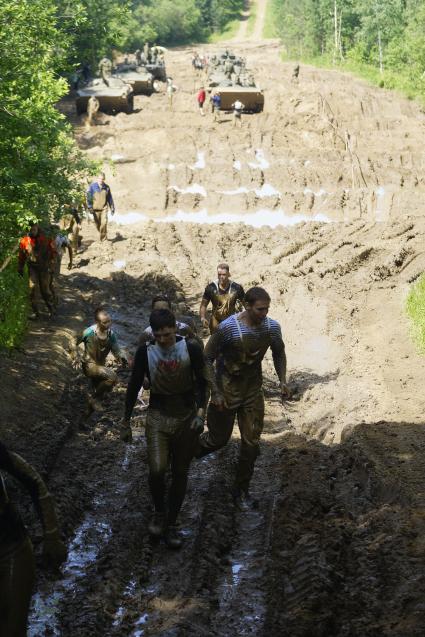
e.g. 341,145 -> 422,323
2,28 -> 425,637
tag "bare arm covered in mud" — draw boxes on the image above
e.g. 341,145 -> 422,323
186,339 -> 208,414
203,329 -> 224,407
270,325 -> 290,400
124,345 -> 148,421
0,442 -> 67,565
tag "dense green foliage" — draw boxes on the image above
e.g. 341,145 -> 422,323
0,0 -> 89,261
59,0 -> 244,61
268,0 -> 425,99
407,275 -> 425,352
0,264 -> 28,349
122,0 -> 244,49
0,0 -> 91,346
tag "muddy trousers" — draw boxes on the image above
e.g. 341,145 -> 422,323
28,266 -> 54,315
83,362 -> 117,398
92,208 -> 108,241
198,382 -> 265,492
146,409 -> 197,524
0,537 -> 36,637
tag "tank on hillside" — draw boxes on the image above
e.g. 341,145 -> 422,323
76,77 -> 134,115
215,86 -> 264,113
208,70 -> 233,88
113,63 -> 158,95
139,61 -> 167,82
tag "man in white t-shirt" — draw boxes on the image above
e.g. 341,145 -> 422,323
232,99 -> 245,128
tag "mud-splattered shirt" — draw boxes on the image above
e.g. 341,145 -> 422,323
205,313 -> 286,392
0,442 -> 59,556
202,281 -> 245,325
77,324 -> 123,366
125,336 -> 207,419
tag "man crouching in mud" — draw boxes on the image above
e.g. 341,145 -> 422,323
195,286 -> 291,508
0,440 -> 67,637
73,307 -> 128,413
121,309 -> 207,549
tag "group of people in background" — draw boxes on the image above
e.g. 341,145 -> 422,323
17,172 -> 115,319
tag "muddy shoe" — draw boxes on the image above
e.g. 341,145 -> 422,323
28,312 -> 40,321
164,525 -> 183,550
232,488 -> 258,511
148,512 -> 165,538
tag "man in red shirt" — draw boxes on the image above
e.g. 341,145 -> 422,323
18,223 -> 56,319
197,86 -> 206,116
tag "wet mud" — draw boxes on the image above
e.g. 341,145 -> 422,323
2,12 -> 425,637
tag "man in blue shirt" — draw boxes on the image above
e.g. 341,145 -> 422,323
211,92 -> 221,122
86,172 -> 115,241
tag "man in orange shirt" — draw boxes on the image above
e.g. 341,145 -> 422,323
18,223 -> 56,319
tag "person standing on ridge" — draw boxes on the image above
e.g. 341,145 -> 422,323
121,309 -> 207,549
0,440 -> 67,637
200,263 -> 245,334
196,287 -> 291,507
86,172 -> 115,241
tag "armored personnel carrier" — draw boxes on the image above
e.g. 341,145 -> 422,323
207,49 -> 264,112
215,86 -> 264,113
143,61 -> 167,82
113,63 -> 158,95
76,77 -> 134,115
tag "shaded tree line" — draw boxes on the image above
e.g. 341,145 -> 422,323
269,0 -> 425,94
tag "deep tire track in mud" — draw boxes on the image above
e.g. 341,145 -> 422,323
3,27 -> 425,637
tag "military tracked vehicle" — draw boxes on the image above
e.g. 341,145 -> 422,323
113,63 -> 158,95
215,86 -> 264,113
76,77 -> 134,115
143,62 -> 167,82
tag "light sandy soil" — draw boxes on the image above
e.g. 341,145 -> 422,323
2,4 -> 425,636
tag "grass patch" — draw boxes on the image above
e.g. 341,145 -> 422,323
208,17 -> 241,43
263,0 -> 277,38
407,274 -> 425,353
0,262 -> 28,349
280,50 -> 425,106
246,1 -> 257,38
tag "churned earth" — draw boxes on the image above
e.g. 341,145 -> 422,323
1,1 -> 425,635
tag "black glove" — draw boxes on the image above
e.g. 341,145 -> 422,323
190,415 -> 204,434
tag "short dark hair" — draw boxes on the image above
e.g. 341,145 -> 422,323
95,305 -> 108,321
217,263 -> 229,272
150,309 -> 176,332
244,287 -> 271,305
151,294 -> 171,309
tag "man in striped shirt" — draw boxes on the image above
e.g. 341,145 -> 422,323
197,286 -> 291,506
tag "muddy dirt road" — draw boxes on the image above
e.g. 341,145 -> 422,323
2,8 -> 425,636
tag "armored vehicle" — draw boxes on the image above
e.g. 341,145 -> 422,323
113,63 -> 158,95
143,62 -> 167,82
76,77 -> 134,115
215,86 -> 264,113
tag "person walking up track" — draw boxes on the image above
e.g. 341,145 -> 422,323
18,222 -> 56,320
200,263 -> 245,334
196,287 -> 291,508
121,309 -> 207,549
73,307 -> 128,413
86,172 -> 115,241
